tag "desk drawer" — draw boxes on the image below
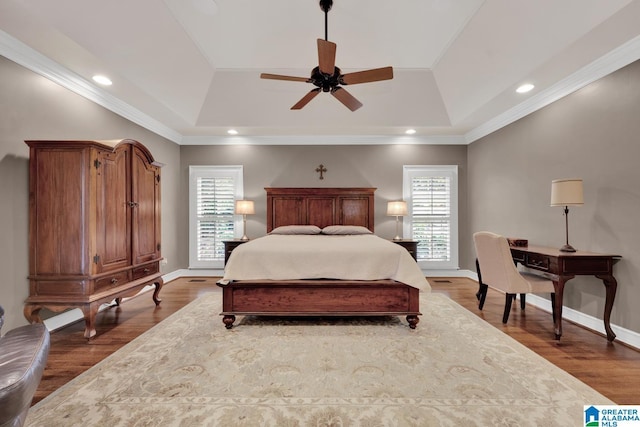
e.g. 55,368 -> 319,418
511,250 -> 526,263
526,253 -> 550,271
562,258 -> 612,275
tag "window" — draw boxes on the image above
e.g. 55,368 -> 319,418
189,166 -> 244,269
403,165 -> 458,269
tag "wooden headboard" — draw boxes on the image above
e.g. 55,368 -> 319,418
265,187 -> 376,232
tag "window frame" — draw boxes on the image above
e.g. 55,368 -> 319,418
188,165 -> 244,269
403,165 -> 459,270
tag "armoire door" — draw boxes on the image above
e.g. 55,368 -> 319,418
131,146 -> 161,265
95,145 -> 132,273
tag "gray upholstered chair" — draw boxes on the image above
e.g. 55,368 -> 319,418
473,231 -> 556,323
0,306 -> 50,427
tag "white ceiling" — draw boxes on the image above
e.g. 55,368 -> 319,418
1,0 -> 640,145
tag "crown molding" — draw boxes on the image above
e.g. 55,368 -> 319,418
180,134 -> 467,146
0,29 -> 183,144
3,27 -> 639,146
465,34 -> 640,143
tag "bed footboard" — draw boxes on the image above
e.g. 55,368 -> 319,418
216,279 -> 421,329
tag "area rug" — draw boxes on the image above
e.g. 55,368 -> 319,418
27,293 -> 612,426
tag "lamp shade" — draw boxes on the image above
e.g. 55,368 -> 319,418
550,179 -> 584,207
235,200 -> 255,215
387,201 -> 408,216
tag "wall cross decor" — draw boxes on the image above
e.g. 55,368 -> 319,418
315,164 -> 327,180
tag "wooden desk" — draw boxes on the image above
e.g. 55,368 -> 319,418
508,245 -> 620,341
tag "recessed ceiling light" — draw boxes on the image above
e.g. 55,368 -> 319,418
227,129 -> 238,135
516,83 -> 534,93
405,129 -> 416,135
92,75 -> 112,86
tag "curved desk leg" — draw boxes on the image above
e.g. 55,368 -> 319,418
596,274 -> 618,342
552,276 -> 573,340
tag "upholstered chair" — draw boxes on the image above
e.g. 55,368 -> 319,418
473,231 -> 556,323
0,306 -> 50,427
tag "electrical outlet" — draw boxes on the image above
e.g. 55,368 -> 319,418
160,258 -> 168,266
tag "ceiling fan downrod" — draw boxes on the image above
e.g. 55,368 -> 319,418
319,0 -> 333,41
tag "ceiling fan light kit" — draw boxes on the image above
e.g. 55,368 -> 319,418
260,0 -> 393,111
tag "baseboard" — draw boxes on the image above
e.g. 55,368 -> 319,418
525,294 -> 640,350
464,271 -> 640,351
175,268 -> 224,277
43,270 -> 182,332
43,268 -> 639,350
424,269 -> 477,278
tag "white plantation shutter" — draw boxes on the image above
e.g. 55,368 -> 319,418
411,176 -> 451,261
196,177 -> 235,262
403,166 -> 458,269
189,166 -> 243,268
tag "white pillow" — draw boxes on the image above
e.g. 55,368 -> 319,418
321,225 -> 372,235
269,225 -> 322,235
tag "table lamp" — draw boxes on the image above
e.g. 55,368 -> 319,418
387,201 -> 408,241
550,179 -> 583,252
235,200 -> 255,241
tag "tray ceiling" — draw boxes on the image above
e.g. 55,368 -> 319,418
1,0 -> 640,144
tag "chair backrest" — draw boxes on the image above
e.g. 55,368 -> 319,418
473,231 -> 529,294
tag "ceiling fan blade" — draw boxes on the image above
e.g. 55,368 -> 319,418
291,88 -> 321,110
331,87 -> 363,111
261,73 -> 311,83
340,66 -> 394,85
317,39 -> 337,75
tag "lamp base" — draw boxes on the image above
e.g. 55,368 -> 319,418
392,216 -> 403,241
560,244 -> 576,252
240,215 -> 249,241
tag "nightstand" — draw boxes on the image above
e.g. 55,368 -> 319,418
223,240 -> 248,265
392,240 -> 418,261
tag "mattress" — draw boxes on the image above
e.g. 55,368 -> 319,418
222,234 -> 430,291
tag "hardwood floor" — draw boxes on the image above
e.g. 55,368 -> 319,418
33,276 -> 640,406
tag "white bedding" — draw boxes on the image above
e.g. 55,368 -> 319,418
222,234 -> 431,291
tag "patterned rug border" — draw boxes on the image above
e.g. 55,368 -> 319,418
28,292 -> 613,426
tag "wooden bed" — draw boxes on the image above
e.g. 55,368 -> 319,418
217,187 -> 422,329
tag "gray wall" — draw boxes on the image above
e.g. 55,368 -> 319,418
468,59 -> 640,333
3,50 -> 639,337
178,144 -> 468,268
0,56 -> 181,331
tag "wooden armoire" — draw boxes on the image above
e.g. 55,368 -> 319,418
24,139 -> 163,339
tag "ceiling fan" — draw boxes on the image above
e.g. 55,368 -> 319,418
260,0 -> 393,111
